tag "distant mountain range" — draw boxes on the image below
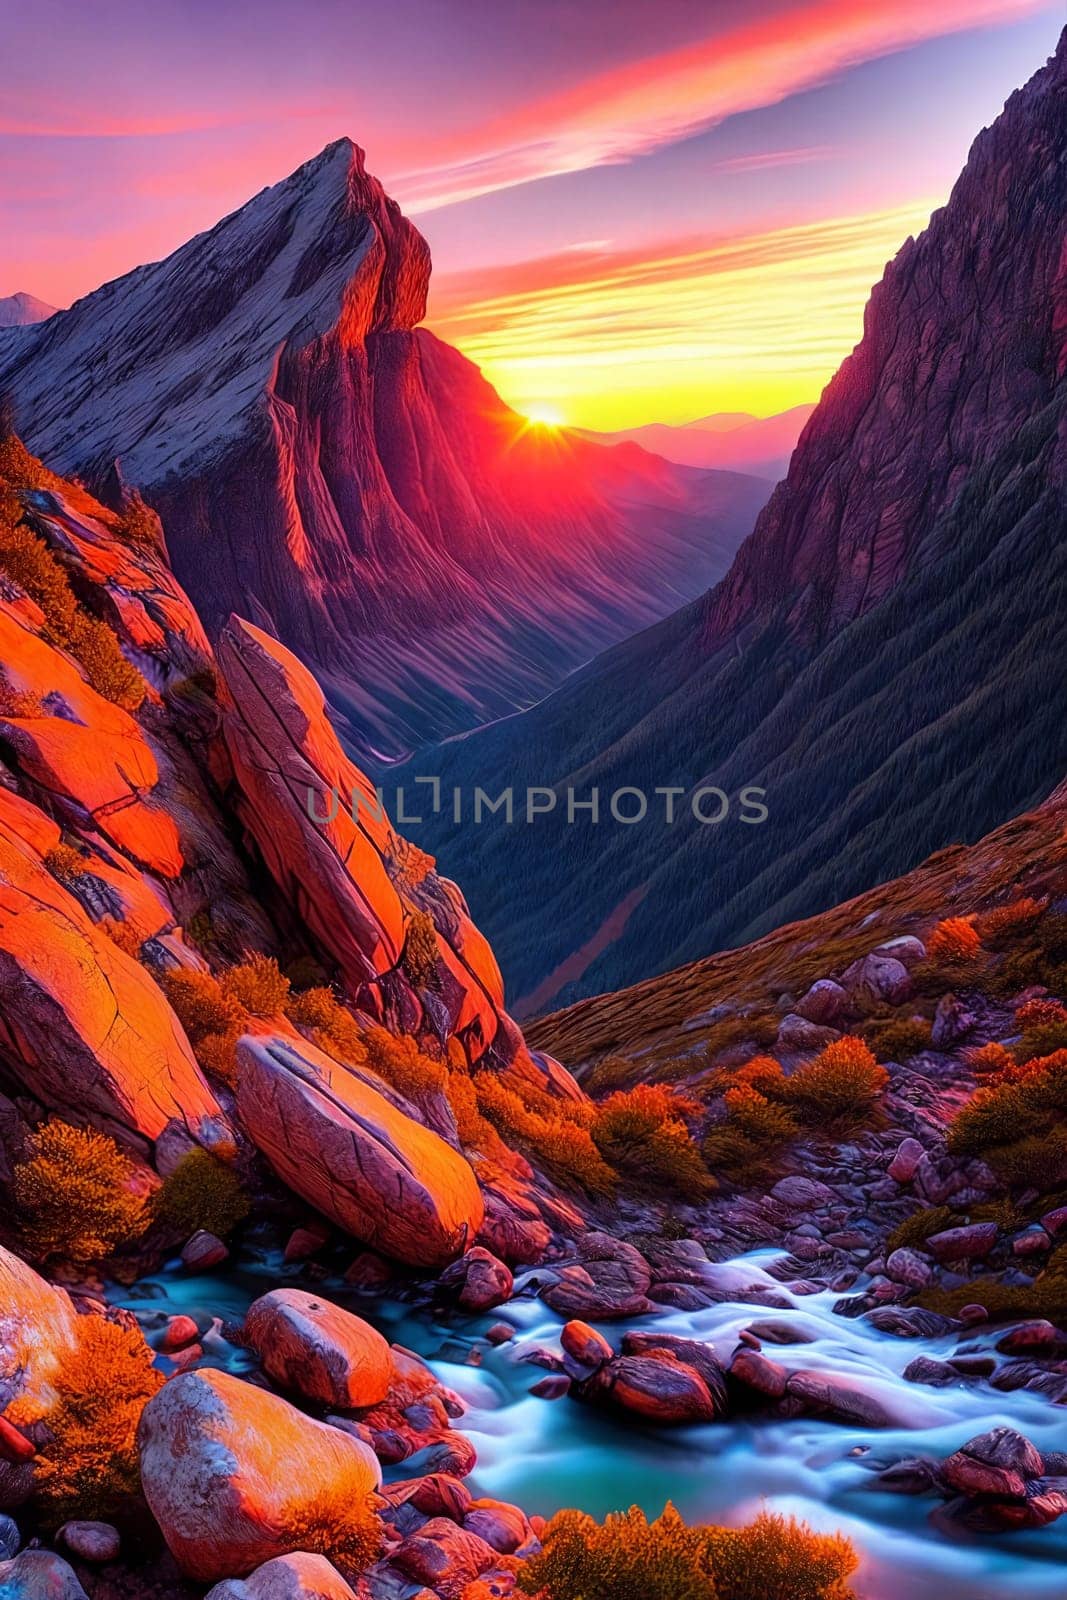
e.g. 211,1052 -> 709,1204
393,30 -> 1067,1014
0,292 -> 56,329
0,146 -> 768,758
578,404 -> 815,481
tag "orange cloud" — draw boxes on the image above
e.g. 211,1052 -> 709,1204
396,0 -> 1044,211
428,200 -> 936,430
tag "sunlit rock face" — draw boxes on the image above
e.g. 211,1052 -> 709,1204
0,140 -> 766,756
235,1033 -> 484,1267
137,1368 -> 382,1582
0,788 -> 229,1157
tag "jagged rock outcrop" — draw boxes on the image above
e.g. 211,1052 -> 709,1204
137,1369 -> 382,1582
0,141 -> 766,757
397,30 -> 1067,1009
217,616 -> 520,1067
235,1033 -> 484,1266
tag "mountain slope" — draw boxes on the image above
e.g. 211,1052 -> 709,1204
0,141 -> 767,758
393,29 -> 1067,1013
579,403 -> 815,480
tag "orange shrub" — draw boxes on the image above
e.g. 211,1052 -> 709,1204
735,1055 -> 787,1093
444,1068 -> 510,1161
162,967 -> 245,1039
977,897 -> 1047,946
927,916 -> 982,964
1016,998 -> 1067,1029
784,1036 -> 887,1124
702,1083 -> 798,1179
13,1121 -> 148,1262
363,1027 -> 448,1110
26,1315 -> 163,1528
475,1072 -> 615,1196
964,1040 -> 1014,1075
221,952 -> 291,1016
287,985 -> 366,1062
194,1028 -> 242,1087
284,1491 -> 383,1578
402,909 -> 440,989
43,842 -> 90,882
948,1048 -> 1067,1179
518,1502 -> 858,1600
591,1084 -> 712,1196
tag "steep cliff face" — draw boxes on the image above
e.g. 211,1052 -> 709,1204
0,431 -> 574,1261
0,140 -> 767,757
395,29 -> 1067,1011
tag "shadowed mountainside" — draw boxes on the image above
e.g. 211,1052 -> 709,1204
392,29 -> 1067,1013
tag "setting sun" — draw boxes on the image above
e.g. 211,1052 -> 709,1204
522,402 -> 565,427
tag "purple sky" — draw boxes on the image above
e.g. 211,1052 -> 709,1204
2,0 -> 1062,425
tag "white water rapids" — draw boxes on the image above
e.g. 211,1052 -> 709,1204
114,1249 -> 1067,1600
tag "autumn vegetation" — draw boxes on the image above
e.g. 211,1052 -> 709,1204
155,1148 -> 250,1240
13,1121 -> 148,1263
10,1314 -> 163,1528
0,440 -> 144,711
518,1502 -> 858,1600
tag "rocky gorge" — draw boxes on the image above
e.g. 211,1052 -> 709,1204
0,25 -> 1064,1600
0,417 -> 1064,1600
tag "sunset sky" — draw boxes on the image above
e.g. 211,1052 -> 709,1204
2,0 -> 1062,428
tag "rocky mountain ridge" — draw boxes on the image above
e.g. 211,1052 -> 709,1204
0,141 -> 767,757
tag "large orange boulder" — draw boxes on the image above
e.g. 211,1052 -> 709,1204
0,788 -> 228,1156
137,1369 -> 381,1583
243,1289 -> 393,1410
235,1033 -> 483,1267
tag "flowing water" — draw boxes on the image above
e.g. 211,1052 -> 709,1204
111,1250 -> 1067,1600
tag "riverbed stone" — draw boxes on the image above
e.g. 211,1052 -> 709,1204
137,1369 -> 382,1581
0,1551 -> 89,1600
244,1288 -> 393,1410
560,1321 -> 612,1370
439,1248 -> 513,1313
57,1522 -> 120,1563
204,1554 -> 357,1600
925,1222 -> 998,1262
888,1138 -> 925,1183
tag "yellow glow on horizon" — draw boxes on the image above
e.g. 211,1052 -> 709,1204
522,402 -> 565,426
430,200 -> 936,432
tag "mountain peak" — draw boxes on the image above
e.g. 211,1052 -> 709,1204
0,291 -> 57,329
0,142 -> 430,487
